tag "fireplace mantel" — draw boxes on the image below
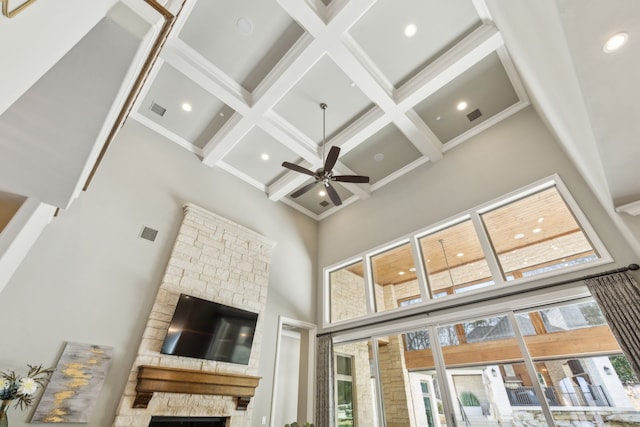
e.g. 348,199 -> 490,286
133,365 -> 261,410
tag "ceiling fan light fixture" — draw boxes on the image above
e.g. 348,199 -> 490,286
281,103 -> 370,207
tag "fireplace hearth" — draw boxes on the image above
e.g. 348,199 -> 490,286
148,416 -> 228,427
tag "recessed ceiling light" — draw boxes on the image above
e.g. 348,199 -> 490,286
427,259 -> 431,263
260,153 -> 269,161
236,17 -> 254,36
319,190 -> 327,197
398,271 -> 406,275
181,103 -> 192,112
538,217 -> 544,223
350,82 -> 356,87
374,153 -> 385,162
532,228 -> 542,233
456,252 -> 464,257
603,32 -> 628,53
514,233 -> 525,239
409,267 -> 416,272
457,101 -> 468,111
219,112 -> 225,117
404,23 -> 417,38
436,116 -> 441,121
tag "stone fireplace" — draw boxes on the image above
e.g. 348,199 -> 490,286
113,204 -> 275,427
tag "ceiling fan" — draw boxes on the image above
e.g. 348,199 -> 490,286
281,103 -> 370,206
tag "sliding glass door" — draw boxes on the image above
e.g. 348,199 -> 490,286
333,299 -> 640,426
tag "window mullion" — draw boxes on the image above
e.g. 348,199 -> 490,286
364,254 -> 376,315
470,212 -> 505,284
429,324 -> 458,427
507,311 -> 557,426
410,236 -> 431,301
371,337 -> 386,427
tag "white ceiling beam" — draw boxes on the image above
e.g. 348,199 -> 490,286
259,112 -> 321,164
326,106 -> 389,154
201,113 -> 251,166
202,34 -> 325,165
161,39 -> 251,115
205,0 -> 378,172
276,0 -> 327,36
268,165 -> 314,201
395,25 -> 502,109
329,41 -> 443,160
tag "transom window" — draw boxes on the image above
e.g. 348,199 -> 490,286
324,176 -> 610,326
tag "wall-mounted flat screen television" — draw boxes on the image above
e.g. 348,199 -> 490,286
161,294 -> 258,365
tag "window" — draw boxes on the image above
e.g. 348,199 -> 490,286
480,185 -> 600,281
330,260 -> 368,323
336,355 -> 355,427
418,219 -> 493,297
324,176 -> 610,327
370,242 -> 420,313
334,342 -> 379,427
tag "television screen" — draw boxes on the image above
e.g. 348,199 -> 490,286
161,294 -> 258,365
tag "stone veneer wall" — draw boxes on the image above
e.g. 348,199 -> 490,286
113,204 -> 275,427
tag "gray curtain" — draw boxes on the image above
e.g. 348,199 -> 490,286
585,271 -> 640,377
315,334 -> 335,427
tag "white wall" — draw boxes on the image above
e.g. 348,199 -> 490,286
0,0 -> 118,116
318,107 -> 638,317
0,119 -> 317,427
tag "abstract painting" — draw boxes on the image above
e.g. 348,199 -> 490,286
31,342 -> 113,423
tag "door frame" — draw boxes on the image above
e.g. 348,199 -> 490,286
270,316 -> 317,426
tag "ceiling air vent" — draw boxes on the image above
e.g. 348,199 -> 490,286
140,226 -> 158,242
319,201 -> 330,207
467,108 -> 482,122
150,102 -> 167,117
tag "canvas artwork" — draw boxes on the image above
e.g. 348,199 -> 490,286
31,342 -> 114,423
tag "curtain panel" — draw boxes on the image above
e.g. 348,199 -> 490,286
585,271 -> 640,377
315,335 -> 335,427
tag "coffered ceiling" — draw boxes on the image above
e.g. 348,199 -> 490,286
2,0 -> 637,233
131,0 -> 529,219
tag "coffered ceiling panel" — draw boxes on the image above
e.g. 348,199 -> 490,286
178,0 -> 304,92
138,63 -> 234,147
273,55 -> 375,143
223,127 -> 302,187
287,180 -> 353,216
349,0 -> 482,87
340,123 -> 422,184
413,51 -> 520,143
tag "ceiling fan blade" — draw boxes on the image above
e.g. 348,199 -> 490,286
291,181 -> 319,198
323,146 -> 340,173
325,182 -> 342,206
282,161 -> 316,177
333,175 -> 370,183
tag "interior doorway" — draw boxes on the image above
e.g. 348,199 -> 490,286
270,316 -> 316,427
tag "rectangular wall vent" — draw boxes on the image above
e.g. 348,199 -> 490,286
467,108 -> 482,122
319,201 -> 330,207
140,226 -> 158,242
150,102 -> 166,117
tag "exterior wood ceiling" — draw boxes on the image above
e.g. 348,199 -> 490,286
347,187 -> 591,287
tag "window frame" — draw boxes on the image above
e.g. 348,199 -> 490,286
323,174 -> 612,329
